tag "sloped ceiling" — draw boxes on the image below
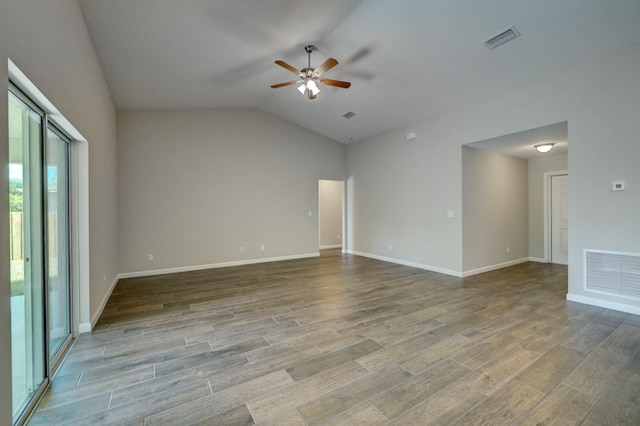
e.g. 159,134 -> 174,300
78,0 -> 640,144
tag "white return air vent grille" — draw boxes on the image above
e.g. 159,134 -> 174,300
484,26 -> 521,49
585,250 -> 640,299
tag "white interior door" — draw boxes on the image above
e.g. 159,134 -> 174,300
551,174 -> 569,265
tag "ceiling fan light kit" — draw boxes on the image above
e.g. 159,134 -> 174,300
298,80 -> 320,96
271,45 -> 351,100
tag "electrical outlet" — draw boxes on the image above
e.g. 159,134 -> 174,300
506,246 -> 511,254
148,254 -> 154,261
337,234 -> 341,240
388,244 -> 393,251
240,246 -> 244,252
261,245 -> 265,251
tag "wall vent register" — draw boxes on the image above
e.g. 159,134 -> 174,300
585,250 -> 640,299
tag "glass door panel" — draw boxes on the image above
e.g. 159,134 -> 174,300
9,91 -> 46,423
45,127 -> 71,362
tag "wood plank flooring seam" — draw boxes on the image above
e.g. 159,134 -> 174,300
75,371 -> 83,387
106,391 -> 114,410
511,380 -> 592,425
367,400 -> 390,423
572,344 -> 640,423
246,362 -> 370,423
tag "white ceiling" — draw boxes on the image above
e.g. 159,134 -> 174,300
78,0 -> 640,144
467,122 -> 568,160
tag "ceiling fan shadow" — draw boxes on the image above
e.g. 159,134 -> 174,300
317,44 -> 377,81
212,45 -> 303,86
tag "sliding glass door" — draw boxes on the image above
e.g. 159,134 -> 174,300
9,90 -> 47,423
46,127 -> 72,364
9,87 -> 73,425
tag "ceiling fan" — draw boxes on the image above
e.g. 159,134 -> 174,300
271,45 -> 351,100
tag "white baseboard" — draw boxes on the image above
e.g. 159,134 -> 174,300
462,258 -> 530,277
78,322 -> 92,334
118,253 -> 320,280
566,293 -> 640,315
346,251 -> 535,278
79,274 -> 120,333
528,257 -> 547,263
345,250 -> 462,277
320,244 -> 343,249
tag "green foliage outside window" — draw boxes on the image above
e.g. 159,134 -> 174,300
9,178 -> 23,212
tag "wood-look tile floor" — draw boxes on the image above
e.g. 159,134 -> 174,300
30,250 -> 640,425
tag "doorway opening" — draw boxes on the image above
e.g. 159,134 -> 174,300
318,180 -> 344,251
461,121 -> 568,273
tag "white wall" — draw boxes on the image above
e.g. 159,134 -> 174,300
319,180 -> 343,248
528,154 -> 568,260
462,147 -> 529,273
117,109 -> 346,274
346,124 -> 463,275
0,0 -> 118,423
347,42 -> 640,312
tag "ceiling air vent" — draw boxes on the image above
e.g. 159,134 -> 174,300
483,26 -> 521,49
342,111 -> 357,119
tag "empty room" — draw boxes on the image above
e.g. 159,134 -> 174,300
2,1 -> 640,425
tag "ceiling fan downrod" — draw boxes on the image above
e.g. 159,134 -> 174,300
302,45 -> 315,78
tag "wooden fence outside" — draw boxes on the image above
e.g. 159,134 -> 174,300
10,212 -> 22,260
9,212 -> 59,261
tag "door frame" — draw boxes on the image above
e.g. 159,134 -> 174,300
543,170 -> 568,263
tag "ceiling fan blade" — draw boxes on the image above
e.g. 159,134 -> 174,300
271,80 -> 299,89
275,60 -> 300,75
313,58 -> 338,77
318,78 -> 351,89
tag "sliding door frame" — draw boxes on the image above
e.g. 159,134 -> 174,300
9,83 -> 76,425
44,119 -> 74,373
8,83 -> 48,426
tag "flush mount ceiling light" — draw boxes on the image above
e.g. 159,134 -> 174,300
271,45 -> 351,100
535,143 -> 555,153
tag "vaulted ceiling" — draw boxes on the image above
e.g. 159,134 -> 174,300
78,0 -> 640,144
